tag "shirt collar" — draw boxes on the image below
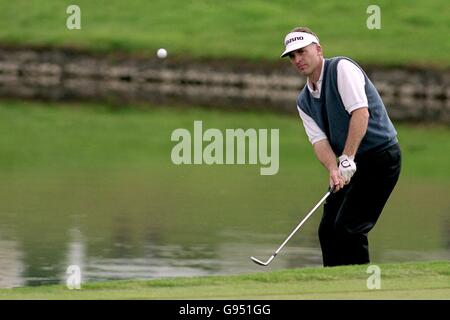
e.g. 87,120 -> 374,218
306,58 -> 325,93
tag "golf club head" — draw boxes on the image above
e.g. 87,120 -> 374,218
250,255 -> 275,266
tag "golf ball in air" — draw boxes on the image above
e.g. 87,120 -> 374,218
157,48 -> 167,59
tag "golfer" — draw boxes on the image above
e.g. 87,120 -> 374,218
281,27 -> 401,266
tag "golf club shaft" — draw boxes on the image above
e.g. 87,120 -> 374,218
273,189 -> 332,256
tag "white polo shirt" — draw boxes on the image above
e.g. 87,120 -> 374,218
297,59 -> 368,145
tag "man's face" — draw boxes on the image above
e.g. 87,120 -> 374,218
288,43 -> 322,76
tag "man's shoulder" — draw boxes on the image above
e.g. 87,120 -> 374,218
327,56 -> 357,63
328,56 -> 363,69
325,56 -> 366,81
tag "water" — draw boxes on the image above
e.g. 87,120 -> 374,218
0,167 -> 448,288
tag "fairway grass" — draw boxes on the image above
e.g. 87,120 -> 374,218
0,261 -> 448,299
0,1 -> 448,66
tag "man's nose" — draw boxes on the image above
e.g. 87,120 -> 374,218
293,53 -> 303,64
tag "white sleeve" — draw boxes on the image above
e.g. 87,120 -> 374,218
337,59 -> 368,114
297,106 -> 327,145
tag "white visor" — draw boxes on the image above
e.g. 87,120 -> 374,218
280,32 -> 319,58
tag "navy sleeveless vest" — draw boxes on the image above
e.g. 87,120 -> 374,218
297,57 -> 397,156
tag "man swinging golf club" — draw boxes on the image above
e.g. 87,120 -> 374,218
281,27 -> 402,267
250,27 -> 401,267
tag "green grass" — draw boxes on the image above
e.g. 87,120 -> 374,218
0,1 -> 449,66
0,261 -> 448,299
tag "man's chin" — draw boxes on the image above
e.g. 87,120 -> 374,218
297,69 -> 310,76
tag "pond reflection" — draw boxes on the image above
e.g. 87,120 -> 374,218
0,168 -> 448,288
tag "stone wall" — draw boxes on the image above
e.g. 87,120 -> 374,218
0,47 -> 448,123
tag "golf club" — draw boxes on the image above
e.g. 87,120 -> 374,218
250,186 -> 334,266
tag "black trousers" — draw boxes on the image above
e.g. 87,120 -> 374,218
318,143 -> 401,267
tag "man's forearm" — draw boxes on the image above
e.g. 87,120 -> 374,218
313,139 -> 347,191
313,140 -> 338,171
342,108 -> 369,158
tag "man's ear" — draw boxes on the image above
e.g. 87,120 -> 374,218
315,44 -> 323,56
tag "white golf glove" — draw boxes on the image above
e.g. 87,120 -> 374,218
338,154 -> 356,183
